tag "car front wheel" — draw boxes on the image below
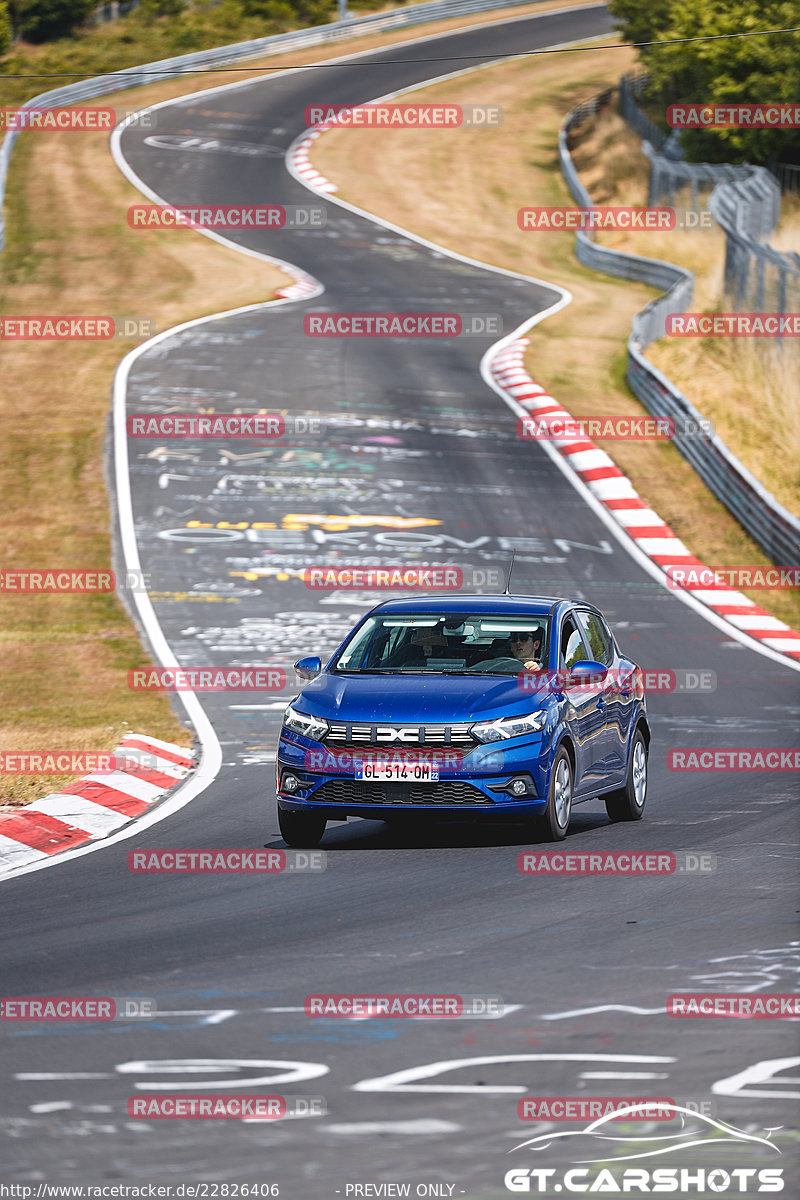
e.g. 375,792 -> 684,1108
278,808 -> 327,848
605,729 -> 647,822
532,747 -> 573,842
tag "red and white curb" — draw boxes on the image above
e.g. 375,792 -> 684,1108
0,734 -> 195,875
288,123 -> 338,194
275,271 -> 321,301
490,339 -> 800,662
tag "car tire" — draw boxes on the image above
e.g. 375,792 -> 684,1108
278,808 -> 327,848
605,728 -> 648,822
532,747 -> 573,842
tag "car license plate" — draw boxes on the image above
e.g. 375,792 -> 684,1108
356,761 -> 439,782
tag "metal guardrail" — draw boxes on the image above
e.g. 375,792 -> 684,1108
621,71 -> 800,315
0,0 -> 551,254
768,159 -> 800,194
709,176 -> 800,314
558,95 -> 800,566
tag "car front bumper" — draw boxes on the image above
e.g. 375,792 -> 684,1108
276,730 -> 550,820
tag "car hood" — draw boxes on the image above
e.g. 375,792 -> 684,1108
296,671 -> 548,722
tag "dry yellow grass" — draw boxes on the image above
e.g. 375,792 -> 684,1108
310,43 -> 800,633
0,123 -> 292,806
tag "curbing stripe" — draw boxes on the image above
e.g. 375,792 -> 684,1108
0,809 -> 93,854
0,733 -> 195,867
27,796 -> 129,836
488,338 -> 800,664
0,835 -> 49,871
119,733 -> 193,762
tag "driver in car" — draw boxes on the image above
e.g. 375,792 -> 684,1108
509,630 -> 544,670
468,629 -> 544,673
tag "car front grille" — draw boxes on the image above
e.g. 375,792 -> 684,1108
324,722 -> 475,750
311,780 -> 492,807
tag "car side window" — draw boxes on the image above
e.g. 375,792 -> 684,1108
560,617 -> 590,670
576,610 -> 613,666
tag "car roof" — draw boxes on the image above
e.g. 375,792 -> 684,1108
372,594 -> 574,617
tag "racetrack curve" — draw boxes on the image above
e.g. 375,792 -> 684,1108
1,4 -> 799,1194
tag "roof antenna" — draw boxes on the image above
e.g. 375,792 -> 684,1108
503,550 -> 516,596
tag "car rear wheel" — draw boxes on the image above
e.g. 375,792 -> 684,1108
531,747 -> 572,842
605,729 -> 647,822
278,808 -> 327,848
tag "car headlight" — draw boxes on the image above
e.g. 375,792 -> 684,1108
282,704 -> 329,742
471,710 -> 547,743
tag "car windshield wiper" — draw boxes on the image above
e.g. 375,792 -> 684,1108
333,668 -> 404,674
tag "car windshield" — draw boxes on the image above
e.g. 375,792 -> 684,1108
332,613 -> 550,675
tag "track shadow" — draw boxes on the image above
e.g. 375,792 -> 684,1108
267,806 -> 611,852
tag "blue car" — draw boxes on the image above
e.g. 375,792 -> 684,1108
276,595 -> 650,847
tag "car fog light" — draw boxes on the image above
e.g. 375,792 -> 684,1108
282,774 -> 301,793
511,778 -> 528,796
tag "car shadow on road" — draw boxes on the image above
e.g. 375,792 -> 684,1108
267,809 -> 611,852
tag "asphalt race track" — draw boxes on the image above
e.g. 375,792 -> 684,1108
2,4 -> 799,1195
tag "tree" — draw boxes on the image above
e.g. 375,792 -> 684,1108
0,1 -> 12,57
8,0 -> 96,43
609,0 -> 800,165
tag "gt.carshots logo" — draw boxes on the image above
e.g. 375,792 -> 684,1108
503,1169 -> 785,1193
505,1104 -> 784,1191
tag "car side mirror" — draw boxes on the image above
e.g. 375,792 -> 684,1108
568,659 -> 608,683
294,655 -> 322,681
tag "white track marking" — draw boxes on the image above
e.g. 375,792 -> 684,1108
579,1071 -> 671,1079
115,1057 -> 329,1090
712,1056 -> 800,1100
16,1073 -> 114,1080
540,1004 -> 667,1020
353,1054 -> 675,1094
324,1119 -> 460,1134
